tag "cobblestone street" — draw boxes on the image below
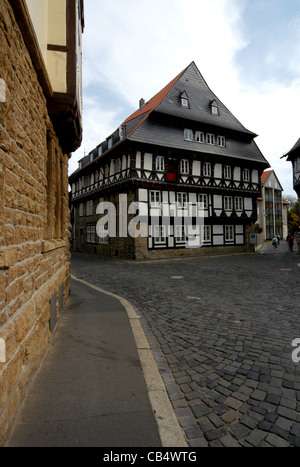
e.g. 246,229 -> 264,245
71,244 -> 300,447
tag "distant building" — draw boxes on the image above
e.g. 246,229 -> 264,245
257,170 -> 288,245
0,0 -> 84,445
69,61 -> 269,260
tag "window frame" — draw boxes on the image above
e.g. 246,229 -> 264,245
225,225 -> 234,241
87,224 -> 96,244
211,105 -> 219,116
206,133 -> 215,145
203,162 -> 212,177
98,225 -> 109,244
195,131 -> 205,143
202,225 -> 211,242
234,197 -> 243,212
199,193 -> 208,209
184,129 -> 193,141
224,196 -> 233,211
156,155 -> 165,172
175,225 -> 186,243
177,192 -> 188,208
180,159 -> 190,174
217,136 -> 226,147
150,190 -> 162,207
154,225 -> 167,244
86,199 -> 93,216
243,168 -> 250,182
224,165 -> 232,179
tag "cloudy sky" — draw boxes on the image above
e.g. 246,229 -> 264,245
70,0 -> 300,196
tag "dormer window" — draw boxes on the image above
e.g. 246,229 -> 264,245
211,100 -> 219,116
181,91 -> 189,108
182,98 -> 189,107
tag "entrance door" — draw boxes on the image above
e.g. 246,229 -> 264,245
167,160 -> 177,182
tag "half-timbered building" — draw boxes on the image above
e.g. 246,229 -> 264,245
69,62 -> 269,259
284,138 -> 300,200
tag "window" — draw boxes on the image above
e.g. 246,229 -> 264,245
79,203 -> 84,217
243,168 -> 250,182
224,196 -> 233,210
177,192 -> 188,208
86,200 -> 93,216
199,194 -> 208,209
175,225 -> 186,243
199,193 -> 208,209
150,190 -> 161,207
184,129 -> 193,141
108,137 -> 113,149
98,225 -> 109,244
224,166 -> 232,179
225,225 -> 234,241
156,156 -> 165,171
195,131 -> 205,143
211,101 -> 219,116
203,162 -> 211,177
116,159 -> 121,173
206,134 -> 215,145
217,136 -> 226,147
180,159 -> 189,174
235,197 -> 243,211
154,225 -> 166,244
84,175 -> 91,187
87,225 -> 96,244
181,92 -> 189,108
202,225 -> 211,242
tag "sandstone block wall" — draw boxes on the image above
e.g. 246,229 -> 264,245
0,1 -> 71,444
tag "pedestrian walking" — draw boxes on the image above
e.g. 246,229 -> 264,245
272,236 -> 278,249
287,233 -> 294,252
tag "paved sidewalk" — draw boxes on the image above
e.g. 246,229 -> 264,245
6,278 -> 167,447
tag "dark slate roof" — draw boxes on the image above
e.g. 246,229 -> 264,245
154,62 -> 256,136
128,117 -> 267,164
71,61 -> 269,176
285,137 -> 300,160
125,62 -> 268,166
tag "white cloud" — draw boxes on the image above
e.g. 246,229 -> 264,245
72,0 -> 247,170
70,0 -> 298,195
227,77 -> 300,195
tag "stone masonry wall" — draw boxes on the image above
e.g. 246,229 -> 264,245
0,1 -> 71,444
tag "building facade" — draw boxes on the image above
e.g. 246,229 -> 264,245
284,138 -> 300,252
257,170 -> 288,244
0,0 -> 84,444
70,62 -> 269,260
285,138 -> 300,200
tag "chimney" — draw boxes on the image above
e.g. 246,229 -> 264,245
139,98 -> 145,109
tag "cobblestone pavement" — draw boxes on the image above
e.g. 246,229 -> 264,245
71,243 -> 300,447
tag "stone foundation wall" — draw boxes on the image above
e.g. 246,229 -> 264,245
73,190 -> 136,259
134,237 -> 253,261
0,1 -> 71,445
